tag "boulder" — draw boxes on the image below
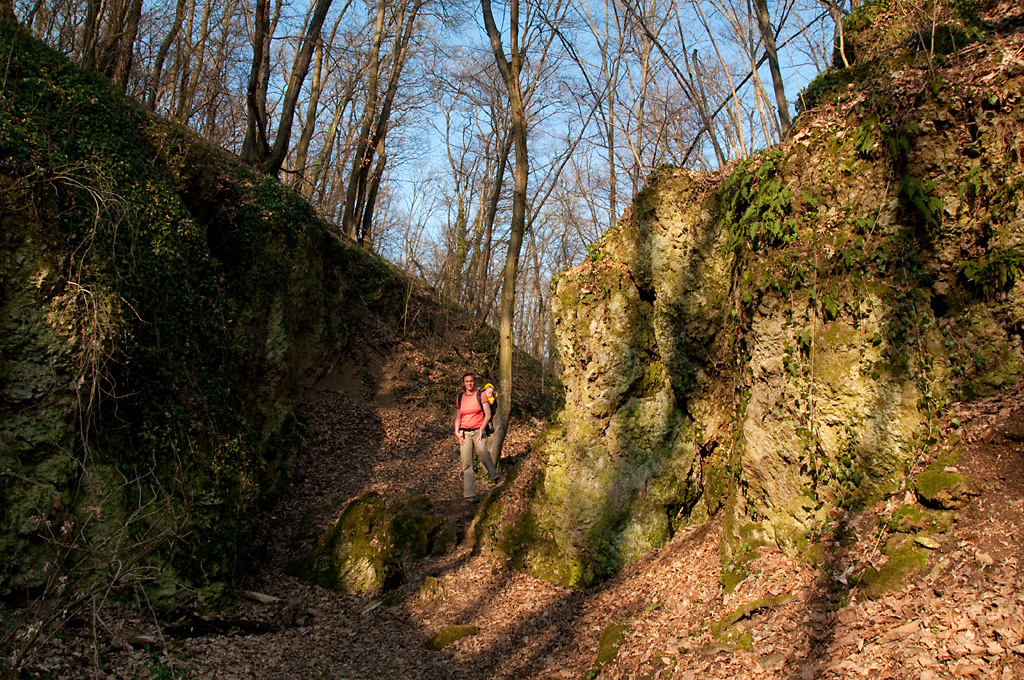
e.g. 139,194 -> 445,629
290,493 -> 452,593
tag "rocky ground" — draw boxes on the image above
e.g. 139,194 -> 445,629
18,316 -> 1023,680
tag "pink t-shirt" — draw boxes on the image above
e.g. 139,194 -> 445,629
458,391 -> 486,430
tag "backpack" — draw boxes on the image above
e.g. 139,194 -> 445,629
457,391 -> 496,435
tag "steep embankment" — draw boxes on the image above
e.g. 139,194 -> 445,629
0,19 -> 411,604
486,0 -> 1024,591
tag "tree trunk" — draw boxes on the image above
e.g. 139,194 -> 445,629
342,0 -> 422,241
475,129 -> 511,319
307,92 -> 348,201
481,0 -> 528,465
262,0 -> 341,175
684,48 -> 727,167
340,0 -> 386,239
177,0 -> 214,124
201,10 -> 236,142
241,0 -> 273,164
80,0 -> 100,69
693,0 -> 747,157
291,11 -> 345,191
107,0 -> 143,87
359,151 -> 388,245
752,0 -> 791,135
146,0 -> 187,110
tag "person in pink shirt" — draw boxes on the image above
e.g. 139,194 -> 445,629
454,373 -> 499,500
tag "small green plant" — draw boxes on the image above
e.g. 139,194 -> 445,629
720,150 -> 797,258
851,123 -> 877,158
959,247 -> 1024,297
585,239 -> 608,263
898,177 -> 943,229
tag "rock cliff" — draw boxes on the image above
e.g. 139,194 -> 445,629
491,0 -> 1024,588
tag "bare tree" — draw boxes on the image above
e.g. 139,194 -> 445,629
261,0 -> 351,175
480,0 -> 531,462
340,0 -> 425,244
145,0 -> 188,110
752,0 -> 791,134
289,10 -> 346,191
240,0 -> 275,164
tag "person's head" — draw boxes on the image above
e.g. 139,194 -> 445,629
462,373 -> 476,392
483,383 -> 495,398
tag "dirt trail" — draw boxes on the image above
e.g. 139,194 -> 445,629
68,324 -> 1024,679
155,354 -> 1023,680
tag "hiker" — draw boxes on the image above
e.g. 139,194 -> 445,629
454,373 -> 499,500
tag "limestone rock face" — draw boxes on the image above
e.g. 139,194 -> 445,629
499,0 -> 1024,583
496,174 -> 734,588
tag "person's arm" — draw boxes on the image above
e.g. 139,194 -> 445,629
476,401 -> 491,442
455,409 -> 463,444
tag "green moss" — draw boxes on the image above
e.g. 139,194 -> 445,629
720,547 -> 759,594
636,361 -> 666,399
427,625 -> 480,651
861,541 -> 929,599
914,462 -> 978,509
702,455 -> 731,516
773,515 -> 813,555
801,542 -> 826,567
594,623 -> 627,669
709,595 -> 791,649
289,493 -> 447,593
883,504 -> 954,534
719,630 -> 754,651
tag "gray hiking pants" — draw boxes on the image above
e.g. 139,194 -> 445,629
460,428 -> 499,498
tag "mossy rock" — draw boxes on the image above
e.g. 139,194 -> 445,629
800,542 -> 826,567
427,625 -> 480,651
720,548 -> 758,594
861,540 -> 929,599
914,463 -> 979,510
289,493 -> 449,593
710,595 -> 793,640
717,629 -> 753,652
882,503 -> 954,534
593,622 -> 627,671
420,575 -> 444,602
